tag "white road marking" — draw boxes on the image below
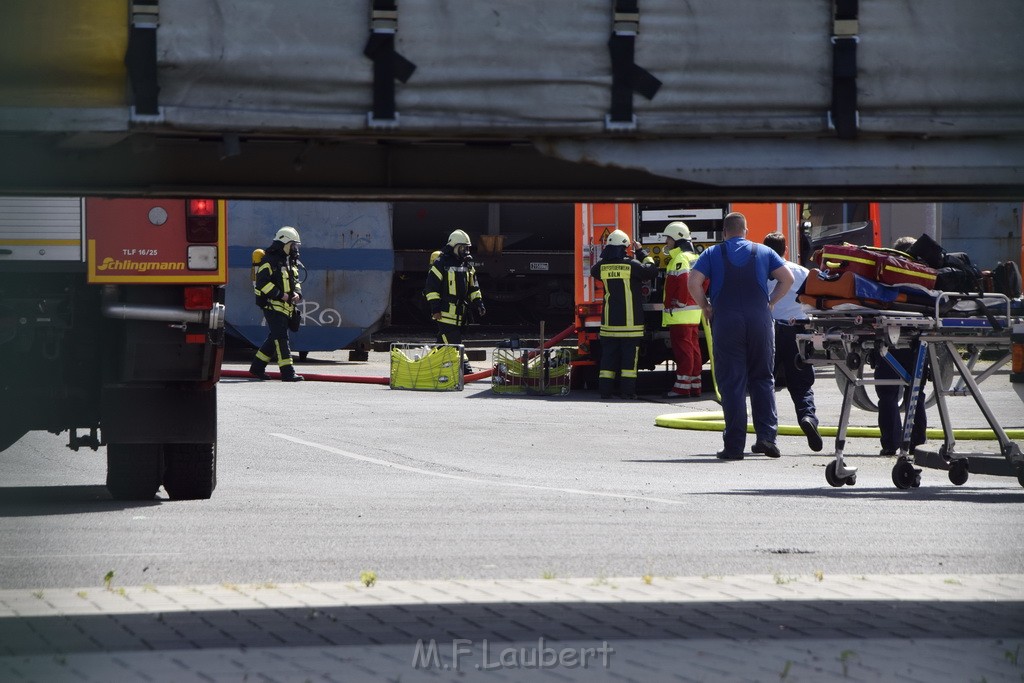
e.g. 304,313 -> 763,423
271,433 -> 689,506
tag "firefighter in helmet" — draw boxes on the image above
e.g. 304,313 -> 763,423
590,229 -> 657,399
250,226 -> 304,382
423,229 -> 485,375
660,221 -> 703,398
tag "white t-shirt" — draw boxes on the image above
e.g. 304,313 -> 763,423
769,260 -> 810,322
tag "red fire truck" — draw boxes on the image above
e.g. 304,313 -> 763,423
573,202 -> 883,388
0,198 -> 226,500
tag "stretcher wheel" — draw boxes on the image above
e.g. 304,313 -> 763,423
1016,466 -> 1024,489
948,460 -> 969,486
825,461 -> 844,487
892,460 -> 921,490
845,473 -> 857,486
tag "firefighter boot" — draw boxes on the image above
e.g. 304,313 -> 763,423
249,360 -> 269,380
280,366 -> 305,382
598,377 -> 615,400
619,378 -> 638,400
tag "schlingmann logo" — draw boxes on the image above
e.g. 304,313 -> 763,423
97,257 -> 185,271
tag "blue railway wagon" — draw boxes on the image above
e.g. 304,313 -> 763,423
226,201 -> 393,353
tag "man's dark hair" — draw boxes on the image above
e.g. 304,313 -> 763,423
722,212 -> 747,236
763,232 -> 787,258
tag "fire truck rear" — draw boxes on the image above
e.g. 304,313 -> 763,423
572,202 -> 883,389
0,198 -> 226,500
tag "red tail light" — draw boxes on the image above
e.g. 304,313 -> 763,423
184,286 -> 214,310
186,199 -> 218,242
188,199 -> 216,216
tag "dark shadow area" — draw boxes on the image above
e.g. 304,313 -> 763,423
624,457 -> 735,464
464,390 -> 575,403
0,486 -> 161,518
2,599 -> 1022,657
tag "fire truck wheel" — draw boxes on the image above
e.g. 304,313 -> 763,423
163,443 -> 217,500
106,444 -> 164,501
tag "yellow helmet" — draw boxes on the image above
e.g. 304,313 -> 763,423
447,229 -> 472,248
660,221 -> 691,241
606,229 -> 630,247
274,226 -> 301,245
428,249 -> 442,265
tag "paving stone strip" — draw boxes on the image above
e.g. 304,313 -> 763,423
2,574 -> 1022,682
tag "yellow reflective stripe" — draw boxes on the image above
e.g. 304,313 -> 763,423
600,327 -> 644,337
623,281 -> 634,325
469,291 -> 482,301
882,265 -> 933,279
259,282 -> 276,294
823,253 -> 875,266
622,370 -> 638,378
267,300 -> 292,314
447,270 -> 456,295
599,370 -> 616,379
425,292 -> 440,301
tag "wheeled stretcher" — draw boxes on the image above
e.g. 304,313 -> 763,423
795,293 -> 1024,489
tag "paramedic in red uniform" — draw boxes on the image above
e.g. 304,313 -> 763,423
688,212 -> 794,459
660,221 -> 703,398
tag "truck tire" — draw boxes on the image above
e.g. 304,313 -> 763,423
106,444 -> 164,501
162,443 -> 217,500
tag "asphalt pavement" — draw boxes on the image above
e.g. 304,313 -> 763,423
1,345 -> 1022,681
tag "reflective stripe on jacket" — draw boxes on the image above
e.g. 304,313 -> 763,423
591,254 -> 657,338
254,251 -> 300,316
424,254 -> 482,327
662,247 -> 702,325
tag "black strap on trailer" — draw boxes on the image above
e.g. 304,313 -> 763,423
607,0 -> 662,131
830,0 -> 859,139
363,0 -> 416,128
124,1 -> 160,119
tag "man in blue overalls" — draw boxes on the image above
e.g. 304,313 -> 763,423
687,212 -> 794,459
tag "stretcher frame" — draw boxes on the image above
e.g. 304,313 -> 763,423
795,293 -> 1024,489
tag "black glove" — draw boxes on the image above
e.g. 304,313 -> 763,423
475,302 -> 486,317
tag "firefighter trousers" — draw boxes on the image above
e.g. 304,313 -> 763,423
598,336 -> 640,398
254,309 -> 296,373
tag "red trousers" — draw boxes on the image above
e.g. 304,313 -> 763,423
668,323 -> 702,395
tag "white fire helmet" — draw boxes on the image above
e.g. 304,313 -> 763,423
660,221 -> 691,242
447,229 -> 472,248
606,229 -> 630,247
274,226 -> 301,245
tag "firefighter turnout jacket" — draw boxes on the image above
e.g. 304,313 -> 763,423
424,247 -> 483,327
591,247 -> 658,337
254,246 -> 301,316
662,246 -> 702,326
